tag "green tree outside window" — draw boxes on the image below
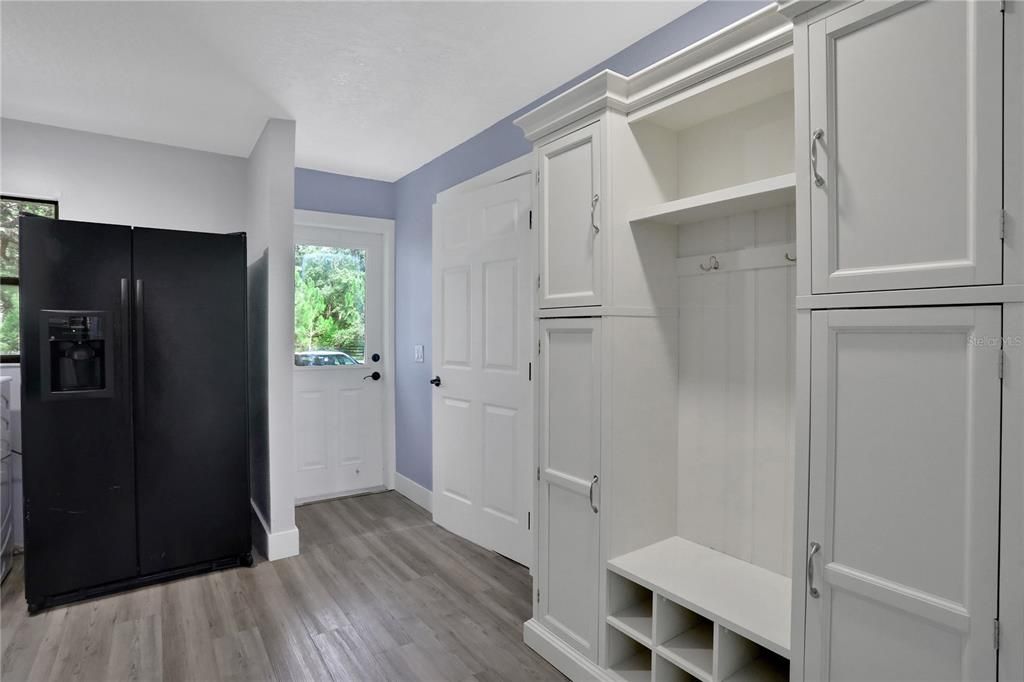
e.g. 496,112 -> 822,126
294,245 -> 366,363
1,197 -> 58,360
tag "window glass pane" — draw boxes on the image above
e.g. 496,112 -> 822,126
294,245 -> 366,367
1,197 -> 56,358
0,284 -> 19,356
1,197 -> 56,278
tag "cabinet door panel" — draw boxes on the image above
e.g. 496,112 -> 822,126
809,1 -> 1002,292
537,318 -> 601,662
805,306 -> 1001,680
538,122 -> 603,308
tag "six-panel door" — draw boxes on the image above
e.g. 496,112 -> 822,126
537,122 -> 603,308
808,1 -> 1003,293
537,318 -> 602,662
804,306 -> 1001,680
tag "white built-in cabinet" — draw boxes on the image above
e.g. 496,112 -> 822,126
805,306 -> 1001,680
516,1 -> 1022,680
785,0 -> 1021,679
537,122 -> 604,309
537,318 -> 602,663
806,0 -> 1004,293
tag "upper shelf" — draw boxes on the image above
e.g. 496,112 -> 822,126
629,51 -> 793,133
630,174 -> 796,227
608,536 -> 791,657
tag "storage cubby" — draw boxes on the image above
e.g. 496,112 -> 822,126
715,626 -> 788,682
627,51 -> 795,212
654,654 -> 701,682
608,570 -> 655,645
655,596 -> 713,680
607,627 -> 653,682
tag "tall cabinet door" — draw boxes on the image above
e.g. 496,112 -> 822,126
133,227 -> 249,574
537,122 -> 603,309
805,306 -> 1001,680
537,318 -> 602,662
808,1 -> 1003,293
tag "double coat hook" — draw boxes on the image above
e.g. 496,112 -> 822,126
699,255 -> 720,272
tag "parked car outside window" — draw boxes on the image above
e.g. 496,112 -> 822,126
294,351 -> 361,367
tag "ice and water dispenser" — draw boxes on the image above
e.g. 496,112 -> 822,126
41,312 -> 113,397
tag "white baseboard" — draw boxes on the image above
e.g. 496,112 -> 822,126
250,500 -> 300,561
394,472 -> 432,513
523,619 -> 612,682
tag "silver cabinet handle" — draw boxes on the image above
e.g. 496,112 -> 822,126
589,475 -> 599,513
807,541 -> 821,598
591,194 -> 600,234
810,129 -> 825,188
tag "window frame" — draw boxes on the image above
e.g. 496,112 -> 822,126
1,195 -> 59,364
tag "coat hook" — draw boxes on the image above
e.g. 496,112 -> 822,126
785,252 -> 796,262
699,255 -> 720,272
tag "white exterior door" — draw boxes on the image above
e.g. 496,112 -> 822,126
538,122 -> 603,309
431,174 -> 533,566
808,1 -> 1003,293
293,225 -> 387,503
805,306 -> 1001,680
537,318 -> 601,663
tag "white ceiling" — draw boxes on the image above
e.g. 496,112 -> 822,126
1,1 -> 698,181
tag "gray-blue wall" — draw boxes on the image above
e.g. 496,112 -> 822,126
392,0 -> 769,490
295,168 -> 396,219
294,0 -> 771,491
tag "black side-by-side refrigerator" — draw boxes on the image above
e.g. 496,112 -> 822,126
19,216 -> 251,612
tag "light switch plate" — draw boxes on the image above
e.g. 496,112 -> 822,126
414,344 -> 424,363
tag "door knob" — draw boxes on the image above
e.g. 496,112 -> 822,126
430,376 -> 441,387
363,371 -> 381,381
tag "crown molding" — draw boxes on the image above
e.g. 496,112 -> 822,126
513,70 -> 629,143
775,0 -> 831,21
514,4 -> 794,142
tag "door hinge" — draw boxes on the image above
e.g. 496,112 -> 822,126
536,466 -> 541,481
529,210 -> 533,230
994,619 -> 1000,650
536,274 -> 541,290
536,587 -> 540,603
528,361 -> 532,381
537,339 -> 541,356
1001,209 -> 1007,240
536,169 -> 541,184
527,511 -> 531,530
1000,349 -> 1007,380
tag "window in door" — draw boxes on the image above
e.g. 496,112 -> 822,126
1,196 -> 58,363
294,244 -> 366,367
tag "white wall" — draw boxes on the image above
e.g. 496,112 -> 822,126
0,118 -> 247,231
245,119 -> 299,560
0,118 -> 298,559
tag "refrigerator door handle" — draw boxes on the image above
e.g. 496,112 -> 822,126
121,278 -> 130,390
135,279 -> 144,421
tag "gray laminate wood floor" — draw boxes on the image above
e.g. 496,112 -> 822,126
0,491 -> 566,682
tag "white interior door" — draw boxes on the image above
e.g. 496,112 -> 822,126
805,306 -> 1001,680
432,173 -> 533,565
808,0 -> 1003,293
293,225 -> 387,503
537,317 -> 601,663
